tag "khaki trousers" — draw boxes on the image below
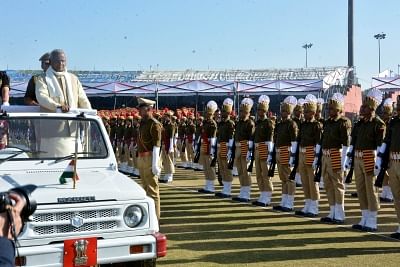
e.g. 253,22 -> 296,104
200,152 -> 216,181
137,155 -> 160,220
186,140 -> 194,163
217,150 -> 233,182
322,154 -> 345,205
255,148 -> 273,192
122,143 -> 130,163
298,152 -> 320,200
388,161 -> 400,224
277,151 -> 295,195
354,158 -> 379,211
161,148 -> 175,174
235,143 -> 252,186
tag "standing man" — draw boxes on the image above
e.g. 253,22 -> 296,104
198,101 -> 218,193
215,98 -> 235,198
137,97 -> 162,220
24,52 -> 50,105
293,99 -> 305,187
252,95 -> 274,207
232,98 -> 255,202
36,49 -> 91,111
0,71 -> 10,106
345,89 -> 385,232
185,113 -> 196,169
177,116 -> 189,168
319,93 -> 351,224
375,95 -> 400,239
379,98 -> 394,202
193,116 -> 204,171
160,110 -> 176,183
273,96 -> 298,212
294,94 -> 322,217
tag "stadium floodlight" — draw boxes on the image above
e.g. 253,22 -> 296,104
374,32 -> 386,73
302,43 -> 313,68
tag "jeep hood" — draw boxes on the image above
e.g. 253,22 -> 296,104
0,170 -> 146,204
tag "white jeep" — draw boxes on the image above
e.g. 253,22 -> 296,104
0,106 -> 166,267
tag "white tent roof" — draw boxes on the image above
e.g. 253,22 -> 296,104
371,76 -> 400,92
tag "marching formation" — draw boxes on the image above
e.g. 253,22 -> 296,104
98,91 -> 400,239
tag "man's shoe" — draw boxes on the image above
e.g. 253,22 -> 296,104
252,201 -> 268,207
273,205 -> 284,211
352,224 -> 363,230
232,197 -> 250,202
295,210 -> 306,216
332,219 -> 345,224
390,232 -> 400,239
362,226 -> 377,232
380,197 -> 394,203
304,212 -> 318,218
320,217 -> 333,223
198,189 -> 214,194
281,207 -> 293,212
215,192 -> 231,198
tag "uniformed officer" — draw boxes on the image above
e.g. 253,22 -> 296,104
185,113 -> 196,169
137,97 -> 162,220
375,95 -> 400,238
273,96 -> 298,211
345,89 -> 385,231
109,115 -> 118,152
293,98 -> 305,187
160,110 -> 176,183
198,101 -> 218,193
252,95 -> 274,206
128,114 -> 140,176
215,98 -> 235,198
379,98 -> 394,202
115,116 -> 125,164
177,116 -> 189,168
120,116 -> 134,173
294,94 -> 322,217
315,97 -> 326,190
193,116 -> 204,171
232,98 -> 255,202
319,93 -> 351,224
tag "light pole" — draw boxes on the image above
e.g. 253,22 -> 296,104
302,43 -> 313,68
374,32 -> 386,73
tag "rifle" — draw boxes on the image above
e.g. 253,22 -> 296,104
247,143 -> 255,172
193,137 -> 201,163
375,126 -> 392,187
227,141 -> 236,170
313,140 -> 323,183
344,147 -> 355,184
210,139 -> 218,167
289,142 -> 300,181
267,146 -> 276,177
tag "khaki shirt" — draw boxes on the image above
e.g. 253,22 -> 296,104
353,116 -> 386,150
321,116 -> 351,149
384,116 -> 400,152
254,117 -> 274,143
138,117 -> 162,153
274,118 -> 298,147
299,118 -> 322,147
202,118 -> 217,138
217,118 -> 235,142
234,118 -> 255,141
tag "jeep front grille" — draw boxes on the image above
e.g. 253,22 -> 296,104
31,208 -> 121,236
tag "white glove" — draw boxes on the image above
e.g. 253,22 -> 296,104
289,156 -> 295,168
374,157 -> 382,176
246,151 -> 252,162
152,146 -> 161,176
227,149 -> 232,162
168,138 -> 174,153
312,157 -> 318,170
341,146 -> 348,171
267,154 -> 272,164
343,145 -> 353,170
210,137 -> 217,156
266,141 -> 274,164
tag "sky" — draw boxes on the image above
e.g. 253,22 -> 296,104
1,0 -> 399,89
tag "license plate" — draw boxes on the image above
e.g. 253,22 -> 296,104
64,237 -> 97,267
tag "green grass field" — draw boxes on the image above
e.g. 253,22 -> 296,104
153,166 -> 400,267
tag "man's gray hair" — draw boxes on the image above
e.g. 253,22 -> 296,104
50,49 -> 66,60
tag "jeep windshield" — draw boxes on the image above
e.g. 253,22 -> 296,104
0,117 -> 108,160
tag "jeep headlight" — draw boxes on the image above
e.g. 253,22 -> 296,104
123,205 -> 143,228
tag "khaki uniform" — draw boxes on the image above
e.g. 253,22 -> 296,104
217,118 -> 235,183
234,118 -> 255,186
274,118 -> 298,195
128,124 -> 139,172
115,122 -> 125,163
137,117 -> 162,219
254,117 -> 274,192
122,124 -> 134,164
201,118 -> 217,181
385,116 -> 400,224
353,116 -> 386,212
321,116 -> 351,207
178,121 -> 188,164
298,118 -> 322,201
185,120 -> 196,164
161,121 -> 176,175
